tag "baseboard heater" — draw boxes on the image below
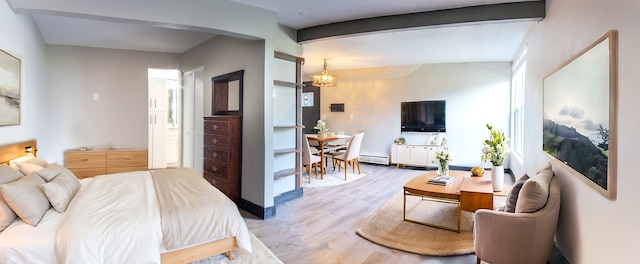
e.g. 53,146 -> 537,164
359,154 -> 389,165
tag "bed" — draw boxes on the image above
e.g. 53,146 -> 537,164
0,140 -> 251,263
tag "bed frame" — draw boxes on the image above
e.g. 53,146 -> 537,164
1,140 -> 238,263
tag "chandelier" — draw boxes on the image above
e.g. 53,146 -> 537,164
312,59 -> 336,87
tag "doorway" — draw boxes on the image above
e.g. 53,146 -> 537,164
148,68 -> 180,169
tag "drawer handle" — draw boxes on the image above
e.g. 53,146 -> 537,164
212,179 -> 217,185
213,124 -> 218,130
212,152 -> 218,158
212,138 -> 218,144
123,157 -> 132,160
81,158 -> 89,161
211,166 -> 218,172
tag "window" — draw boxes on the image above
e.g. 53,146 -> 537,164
511,48 -> 526,161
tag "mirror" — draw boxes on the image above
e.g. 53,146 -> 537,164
212,70 -> 244,115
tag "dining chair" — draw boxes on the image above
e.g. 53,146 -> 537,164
331,132 -> 364,180
302,135 -> 322,183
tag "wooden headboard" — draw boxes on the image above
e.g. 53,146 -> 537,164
0,140 -> 37,165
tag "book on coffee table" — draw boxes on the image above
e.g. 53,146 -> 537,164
428,176 -> 456,185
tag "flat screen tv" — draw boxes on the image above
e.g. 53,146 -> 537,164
401,100 -> 446,132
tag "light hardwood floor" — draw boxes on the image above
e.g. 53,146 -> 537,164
243,164 -> 515,264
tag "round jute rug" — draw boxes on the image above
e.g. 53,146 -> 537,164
356,192 -> 475,256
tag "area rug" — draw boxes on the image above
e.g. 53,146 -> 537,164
356,192 -> 475,256
190,233 -> 283,264
301,168 -> 368,188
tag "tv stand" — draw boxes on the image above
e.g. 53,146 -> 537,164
390,143 -> 444,169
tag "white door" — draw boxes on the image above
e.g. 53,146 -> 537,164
148,73 -> 168,169
181,67 -> 204,175
149,111 -> 167,168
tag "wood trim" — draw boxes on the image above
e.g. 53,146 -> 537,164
160,237 -> 237,264
297,1 -> 546,42
273,80 -> 302,88
274,51 -> 304,63
0,140 -> 37,165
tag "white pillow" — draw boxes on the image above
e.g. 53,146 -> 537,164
515,170 -> 553,213
42,172 -> 81,213
36,163 -> 78,182
15,162 -> 46,176
1,173 -> 51,226
18,157 -> 49,168
8,154 -> 35,170
0,165 -> 24,231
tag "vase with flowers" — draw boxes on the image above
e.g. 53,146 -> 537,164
435,149 -> 453,176
314,120 -> 329,138
480,124 -> 510,191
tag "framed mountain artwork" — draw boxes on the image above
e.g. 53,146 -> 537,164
543,30 -> 618,200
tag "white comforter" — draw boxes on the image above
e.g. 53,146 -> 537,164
55,171 -> 163,263
52,169 -> 251,264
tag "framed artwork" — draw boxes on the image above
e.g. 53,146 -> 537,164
543,30 -> 618,200
0,48 -> 21,126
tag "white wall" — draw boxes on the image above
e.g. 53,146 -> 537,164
520,0 -> 640,263
41,46 -> 180,163
320,62 -> 511,168
0,1 -> 47,149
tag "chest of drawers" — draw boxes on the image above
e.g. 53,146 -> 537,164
65,149 -> 148,179
203,115 -> 241,202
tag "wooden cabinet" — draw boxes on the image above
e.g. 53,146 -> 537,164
391,144 -> 443,169
203,115 -> 241,202
65,149 -> 148,179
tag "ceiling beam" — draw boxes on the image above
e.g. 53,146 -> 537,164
297,0 -> 546,43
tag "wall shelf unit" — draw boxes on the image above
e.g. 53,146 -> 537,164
272,51 -> 304,199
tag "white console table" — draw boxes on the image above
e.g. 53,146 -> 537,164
390,143 -> 444,169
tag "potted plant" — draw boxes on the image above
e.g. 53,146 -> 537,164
480,124 -> 510,191
435,149 -> 453,176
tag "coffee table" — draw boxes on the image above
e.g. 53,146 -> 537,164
403,170 -> 494,232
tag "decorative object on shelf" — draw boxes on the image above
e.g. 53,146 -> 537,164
314,120 -> 329,138
470,166 -> 485,177
481,124 -> 510,191
435,149 -> 453,176
312,59 -> 336,87
394,137 -> 406,144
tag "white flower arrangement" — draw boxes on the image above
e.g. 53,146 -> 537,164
480,124 -> 510,166
314,120 -> 329,134
435,149 -> 453,175
436,149 -> 454,163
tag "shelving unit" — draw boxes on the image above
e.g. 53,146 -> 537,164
272,51 -> 304,197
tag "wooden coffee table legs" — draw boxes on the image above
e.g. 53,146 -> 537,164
403,191 -> 461,233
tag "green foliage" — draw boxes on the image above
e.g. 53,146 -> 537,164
596,124 -> 609,151
480,124 -> 510,166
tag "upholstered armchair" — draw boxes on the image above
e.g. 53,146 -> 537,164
474,174 -> 560,264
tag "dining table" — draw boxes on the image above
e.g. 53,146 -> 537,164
305,134 -> 351,177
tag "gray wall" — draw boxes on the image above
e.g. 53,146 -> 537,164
181,35 -> 267,208
40,46 -> 180,163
